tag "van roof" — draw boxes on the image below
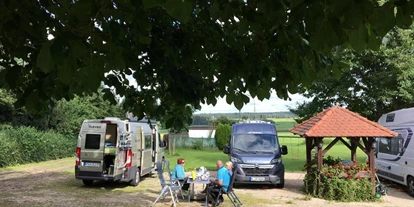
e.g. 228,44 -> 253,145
378,107 -> 414,126
232,122 -> 276,134
127,117 -> 157,124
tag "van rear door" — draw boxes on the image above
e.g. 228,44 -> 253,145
79,123 -> 107,173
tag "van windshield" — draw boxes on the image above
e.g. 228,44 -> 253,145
232,134 -> 279,153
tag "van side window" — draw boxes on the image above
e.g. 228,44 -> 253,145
378,136 -> 404,155
85,134 -> 101,149
145,135 -> 152,149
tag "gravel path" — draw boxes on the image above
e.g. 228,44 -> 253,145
1,160 -> 413,207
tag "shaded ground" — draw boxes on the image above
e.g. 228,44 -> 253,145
0,158 -> 413,207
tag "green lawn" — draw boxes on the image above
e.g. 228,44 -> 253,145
166,131 -> 368,172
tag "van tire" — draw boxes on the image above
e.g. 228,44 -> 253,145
82,180 -> 94,186
130,168 -> 140,186
408,176 -> 414,197
275,181 -> 284,188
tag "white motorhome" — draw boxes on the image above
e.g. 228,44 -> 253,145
375,108 -> 414,197
75,117 -> 165,186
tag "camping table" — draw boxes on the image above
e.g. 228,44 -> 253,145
186,178 -> 211,203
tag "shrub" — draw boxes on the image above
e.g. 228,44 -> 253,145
0,126 -> 76,167
192,140 -> 203,150
303,157 -> 376,201
215,123 -> 231,150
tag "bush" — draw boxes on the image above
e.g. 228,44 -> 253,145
0,126 -> 76,167
192,140 -> 203,150
215,123 -> 231,150
303,157 -> 375,201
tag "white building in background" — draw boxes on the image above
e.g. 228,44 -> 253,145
188,125 -> 216,138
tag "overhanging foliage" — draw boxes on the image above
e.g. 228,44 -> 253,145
1,0 -> 413,130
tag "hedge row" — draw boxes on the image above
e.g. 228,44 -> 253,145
0,125 -> 76,167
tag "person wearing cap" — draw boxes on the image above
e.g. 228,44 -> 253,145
171,158 -> 191,192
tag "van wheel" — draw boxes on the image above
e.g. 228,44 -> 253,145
275,181 -> 284,188
408,176 -> 414,197
130,169 -> 140,186
82,180 -> 94,186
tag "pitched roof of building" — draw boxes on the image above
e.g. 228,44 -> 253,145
289,106 -> 398,138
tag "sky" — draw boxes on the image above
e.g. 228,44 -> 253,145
126,75 -> 310,114
195,91 -> 310,114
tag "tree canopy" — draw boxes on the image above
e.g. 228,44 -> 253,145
1,0 -> 414,129
290,27 -> 414,122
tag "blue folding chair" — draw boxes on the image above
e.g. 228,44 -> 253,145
213,167 -> 243,207
152,161 -> 184,207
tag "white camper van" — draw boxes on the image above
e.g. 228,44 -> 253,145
375,108 -> 414,197
75,117 -> 165,186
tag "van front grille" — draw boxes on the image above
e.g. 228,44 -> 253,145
242,168 -> 271,176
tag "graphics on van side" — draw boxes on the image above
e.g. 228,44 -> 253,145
88,124 -> 102,129
378,127 -> 412,162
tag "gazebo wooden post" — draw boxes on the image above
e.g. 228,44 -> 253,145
350,137 -> 359,162
317,137 -> 323,171
367,137 -> 376,196
305,138 -> 312,165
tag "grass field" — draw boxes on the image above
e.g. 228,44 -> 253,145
165,118 -> 367,172
270,118 -> 298,132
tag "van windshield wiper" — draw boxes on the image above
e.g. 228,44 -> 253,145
232,147 -> 249,153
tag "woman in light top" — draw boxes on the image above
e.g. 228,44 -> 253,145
171,158 -> 190,191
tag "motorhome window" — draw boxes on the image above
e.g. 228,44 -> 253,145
144,135 -> 152,149
378,136 -> 403,155
85,134 -> 101,149
233,134 -> 278,152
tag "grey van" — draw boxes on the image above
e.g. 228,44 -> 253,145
223,121 -> 288,188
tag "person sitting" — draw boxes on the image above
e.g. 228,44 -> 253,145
171,158 -> 191,192
225,161 -> 233,176
207,160 -> 231,205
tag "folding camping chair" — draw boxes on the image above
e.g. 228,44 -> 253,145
164,158 -> 185,187
151,161 -> 184,207
213,167 -> 243,207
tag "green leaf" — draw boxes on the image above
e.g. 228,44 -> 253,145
288,83 -> 298,94
234,95 -> 244,110
57,58 -> 73,84
164,0 -> 194,23
396,6 -> 412,29
138,33 -> 152,45
37,41 -> 55,73
56,0 -> 71,9
369,2 -> 395,37
226,93 -> 234,105
348,24 -> 368,52
103,88 -> 117,105
26,90 -> 40,111
143,0 -> 165,9
71,41 -> 88,58
165,116 -> 175,129
210,1 -> 221,20
332,63 -> 342,79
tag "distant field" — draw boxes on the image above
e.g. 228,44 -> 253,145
270,118 -> 297,132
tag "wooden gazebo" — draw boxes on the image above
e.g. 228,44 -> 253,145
289,106 -> 397,176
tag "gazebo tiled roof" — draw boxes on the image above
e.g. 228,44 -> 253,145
290,106 -> 398,138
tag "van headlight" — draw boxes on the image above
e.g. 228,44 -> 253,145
231,156 -> 243,163
271,158 -> 282,164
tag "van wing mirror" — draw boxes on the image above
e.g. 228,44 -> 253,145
223,145 -> 230,154
281,145 -> 288,155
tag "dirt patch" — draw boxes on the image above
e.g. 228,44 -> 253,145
0,160 -> 413,207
